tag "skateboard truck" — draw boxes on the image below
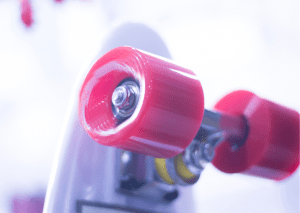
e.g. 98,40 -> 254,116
78,46 -> 299,202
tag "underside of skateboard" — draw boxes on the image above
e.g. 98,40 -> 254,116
77,46 -> 299,203
40,22 -> 299,213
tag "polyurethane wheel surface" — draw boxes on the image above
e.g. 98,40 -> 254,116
212,90 -> 299,180
79,47 -> 205,158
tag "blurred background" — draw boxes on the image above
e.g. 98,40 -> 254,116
0,0 -> 299,212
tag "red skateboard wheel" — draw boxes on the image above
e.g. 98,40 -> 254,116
79,47 -> 204,158
212,90 -> 299,180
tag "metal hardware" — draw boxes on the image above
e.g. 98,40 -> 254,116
112,79 -> 140,120
116,109 -> 248,201
116,150 -> 178,203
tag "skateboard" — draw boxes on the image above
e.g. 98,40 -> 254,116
43,23 -> 299,213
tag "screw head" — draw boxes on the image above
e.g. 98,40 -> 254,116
112,80 -> 140,119
112,86 -> 128,108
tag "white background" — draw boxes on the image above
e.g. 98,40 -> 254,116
0,0 -> 299,212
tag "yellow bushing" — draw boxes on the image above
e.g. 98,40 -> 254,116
155,158 -> 175,185
174,153 -> 199,184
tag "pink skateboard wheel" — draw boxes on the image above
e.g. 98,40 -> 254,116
212,90 -> 299,180
79,47 -> 204,158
